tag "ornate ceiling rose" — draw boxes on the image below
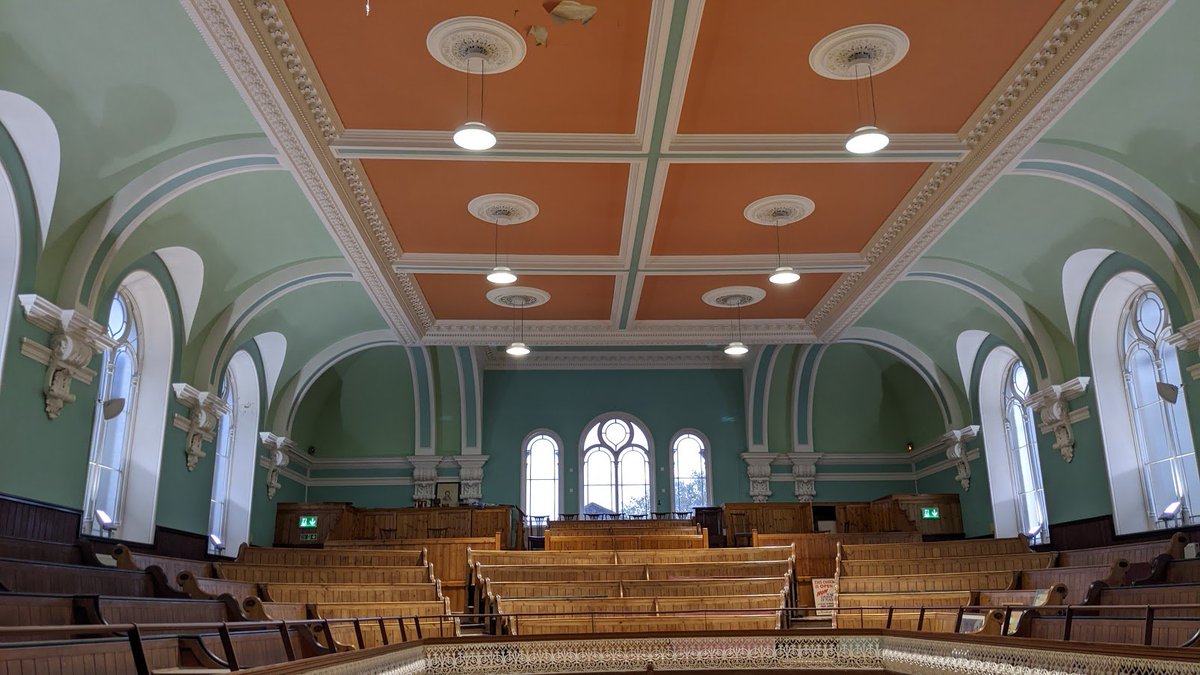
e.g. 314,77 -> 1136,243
702,286 -> 766,309
467,193 -> 540,225
743,195 -> 816,226
808,24 -> 910,81
426,17 -> 527,74
487,286 -> 551,308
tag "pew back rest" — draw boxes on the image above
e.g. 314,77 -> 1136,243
1018,561 -> 1129,605
477,564 -> 647,584
177,570 -> 259,601
262,582 -> 440,604
837,591 -> 974,608
839,551 -> 1057,577
509,613 -> 781,636
237,546 -> 425,567
751,532 -> 920,578
0,536 -> 86,566
615,545 -> 793,565
544,532 -> 708,551
838,536 -> 1030,560
1056,534 -> 1189,567
215,562 -> 432,585
837,570 -> 1017,594
111,545 -> 213,591
94,596 -> 232,624
0,592 -> 77,636
0,557 -> 156,596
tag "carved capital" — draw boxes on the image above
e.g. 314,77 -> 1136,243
1166,320 -> 1200,380
938,425 -> 979,492
259,433 -> 295,500
740,452 -> 775,503
410,456 -> 444,502
172,383 -> 231,471
1028,377 -> 1091,463
787,453 -> 820,502
453,455 -> 489,503
18,295 -> 116,419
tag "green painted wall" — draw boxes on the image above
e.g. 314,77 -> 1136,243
307,484 -> 414,509
481,369 -> 748,510
251,468 -> 306,546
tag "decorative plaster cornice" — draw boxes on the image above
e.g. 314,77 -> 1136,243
17,295 -> 116,419
172,383 -> 232,471
480,347 -> 743,370
1028,377 -> 1092,462
424,319 -> 816,347
810,0 -> 1168,340
259,432 -> 297,499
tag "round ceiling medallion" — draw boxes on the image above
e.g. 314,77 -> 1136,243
702,286 -> 766,309
427,17 -> 527,74
808,24 -> 910,80
467,193 -> 539,225
486,286 -> 550,308
743,195 -> 816,226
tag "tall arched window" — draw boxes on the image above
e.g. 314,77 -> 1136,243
671,430 -> 711,513
522,431 -> 560,521
1121,288 -> 1198,525
208,350 -> 261,554
581,415 -> 652,516
82,271 -> 173,543
1002,360 -> 1049,543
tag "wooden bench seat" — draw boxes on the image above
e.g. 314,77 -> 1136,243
752,531 -> 921,578
614,546 -> 794,565
1055,533 -> 1188,567
475,563 -> 648,585
1018,561 -> 1129,605
838,551 -> 1056,577
838,536 -> 1030,561
214,563 -> 432,585
0,557 -> 160,597
978,586 -> 1066,608
495,593 -> 785,618
241,597 -> 309,621
177,571 -> 259,602
644,560 -> 793,580
261,582 -> 440,604
188,626 -> 335,669
837,570 -> 1017,594
480,577 -> 791,616
544,532 -> 708,551
508,613 -> 781,636
326,535 -> 497,612
236,546 -> 425,568
622,577 -> 790,598
1019,613 -> 1200,647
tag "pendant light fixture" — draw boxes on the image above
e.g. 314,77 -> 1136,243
844,58 -> 889,155
724,301 -> 750,356
768,215 -> 800,285
486,213 -> 517,285
453,55 -> 497,151
506,305 -> 530,356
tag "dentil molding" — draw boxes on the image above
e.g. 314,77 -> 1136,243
172,383 -> 231,471
18,295 -> 116,420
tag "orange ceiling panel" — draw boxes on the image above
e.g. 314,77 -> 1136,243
363,159 -> 629,255
678,0 -> 1061,134
284,0 -> 651,133
637,274 -> 840,321
651,162 -> 928,256
416,274 -> 614,321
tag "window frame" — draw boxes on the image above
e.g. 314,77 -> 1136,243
520,429 -> 563,522
577,412 -> 656,516
1000,358 -> 1049,544
668,428 -> 713,513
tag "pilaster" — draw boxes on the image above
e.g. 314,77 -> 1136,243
453,455 -> 489,504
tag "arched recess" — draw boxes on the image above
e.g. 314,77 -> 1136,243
1015,142 -> 1200,315
194,258 -> 354,389
273,329 -> 402,436
210,349 -> 261,552
746,345 -> 779,452
907,259 -> 1063,386
57,137 -> 281,312
252,332 -> 287,409
578,412 -> 656,516
453,346 -> 483,455
1083,264 -> 1195,534
839,327 -> 965,429
407,346 -> 437,455
82,269 -> 174,543
0,91 -> 59,387
790,344 -> 827,451
974,342 -> 1033,539
154,247 -> 204,342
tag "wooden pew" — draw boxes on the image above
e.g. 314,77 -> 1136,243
0,592 -> 77,642
261,582 -> 441,604
214,563 -> 433,585
644,560 -> 793,580
1056,533 -> 1188,567
242,596 -> 309,621
481,577 -> 792,617
313,599 -> 457,649
836,608 -> 1005,635
622,577 -> 790,598
87,595 -> 239,625
189,626 -> 335,670
510,613 -> 781,636
0,557 -> 160,597
111,545 -> 213,594
1017,613 -> 1200,647
0,635 -> 187,674
329,535 -> 497,612
838,591 -> 974,609
236,545 -> 425,567
1085,583 -> 1200,616
722,503 -> 815,545
837,570 -> 1017,594
177,570 -> 260,602
0,536 -> 92,566
497,594 -> 786,635
475,563 -> 648,585
839,551 -> 1056,576
752,531 -> 921,578
838,535 -> 1030,560
544,531 -> 708,551
546,520 -> 697,531
1165,558 -> 1200,584
615,546 -> 794,565
1018,561 -> 1129,605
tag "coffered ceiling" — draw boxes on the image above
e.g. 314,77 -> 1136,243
190,0 -> 1138,346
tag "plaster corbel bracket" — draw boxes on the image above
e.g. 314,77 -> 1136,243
410,456 -> 445,501
453,454 -> 489,503
172,383 -> 231,471
786,453 -> 821,502
1166,319 -> 1200,380
260,432 -> 296,500
1028,377 -> 1091,463
940,425 -> 980,492
740,452 -> 776,503
18,295 -> 117,420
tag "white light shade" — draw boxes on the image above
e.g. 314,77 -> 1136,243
724,341 -> 749,356
1161,500 -> 1182,519
769,266 -> 800,285
209,533 -> 224,549
845,125 -> 890,154
486,266 -> 517,285
453,121 -> 497,150
95,509 -> 115,529
506,341 -> 530,356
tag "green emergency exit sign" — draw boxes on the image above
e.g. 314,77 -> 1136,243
921,507 -> 940,520
298,515 -> 318,529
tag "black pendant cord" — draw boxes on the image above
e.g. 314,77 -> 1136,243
520,306 -> 525,342
854,63 -> 864,127
494,218 -> 500,268
736,304 -> 743,342
774,218 -> 784,267
868,64 -> 878,126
